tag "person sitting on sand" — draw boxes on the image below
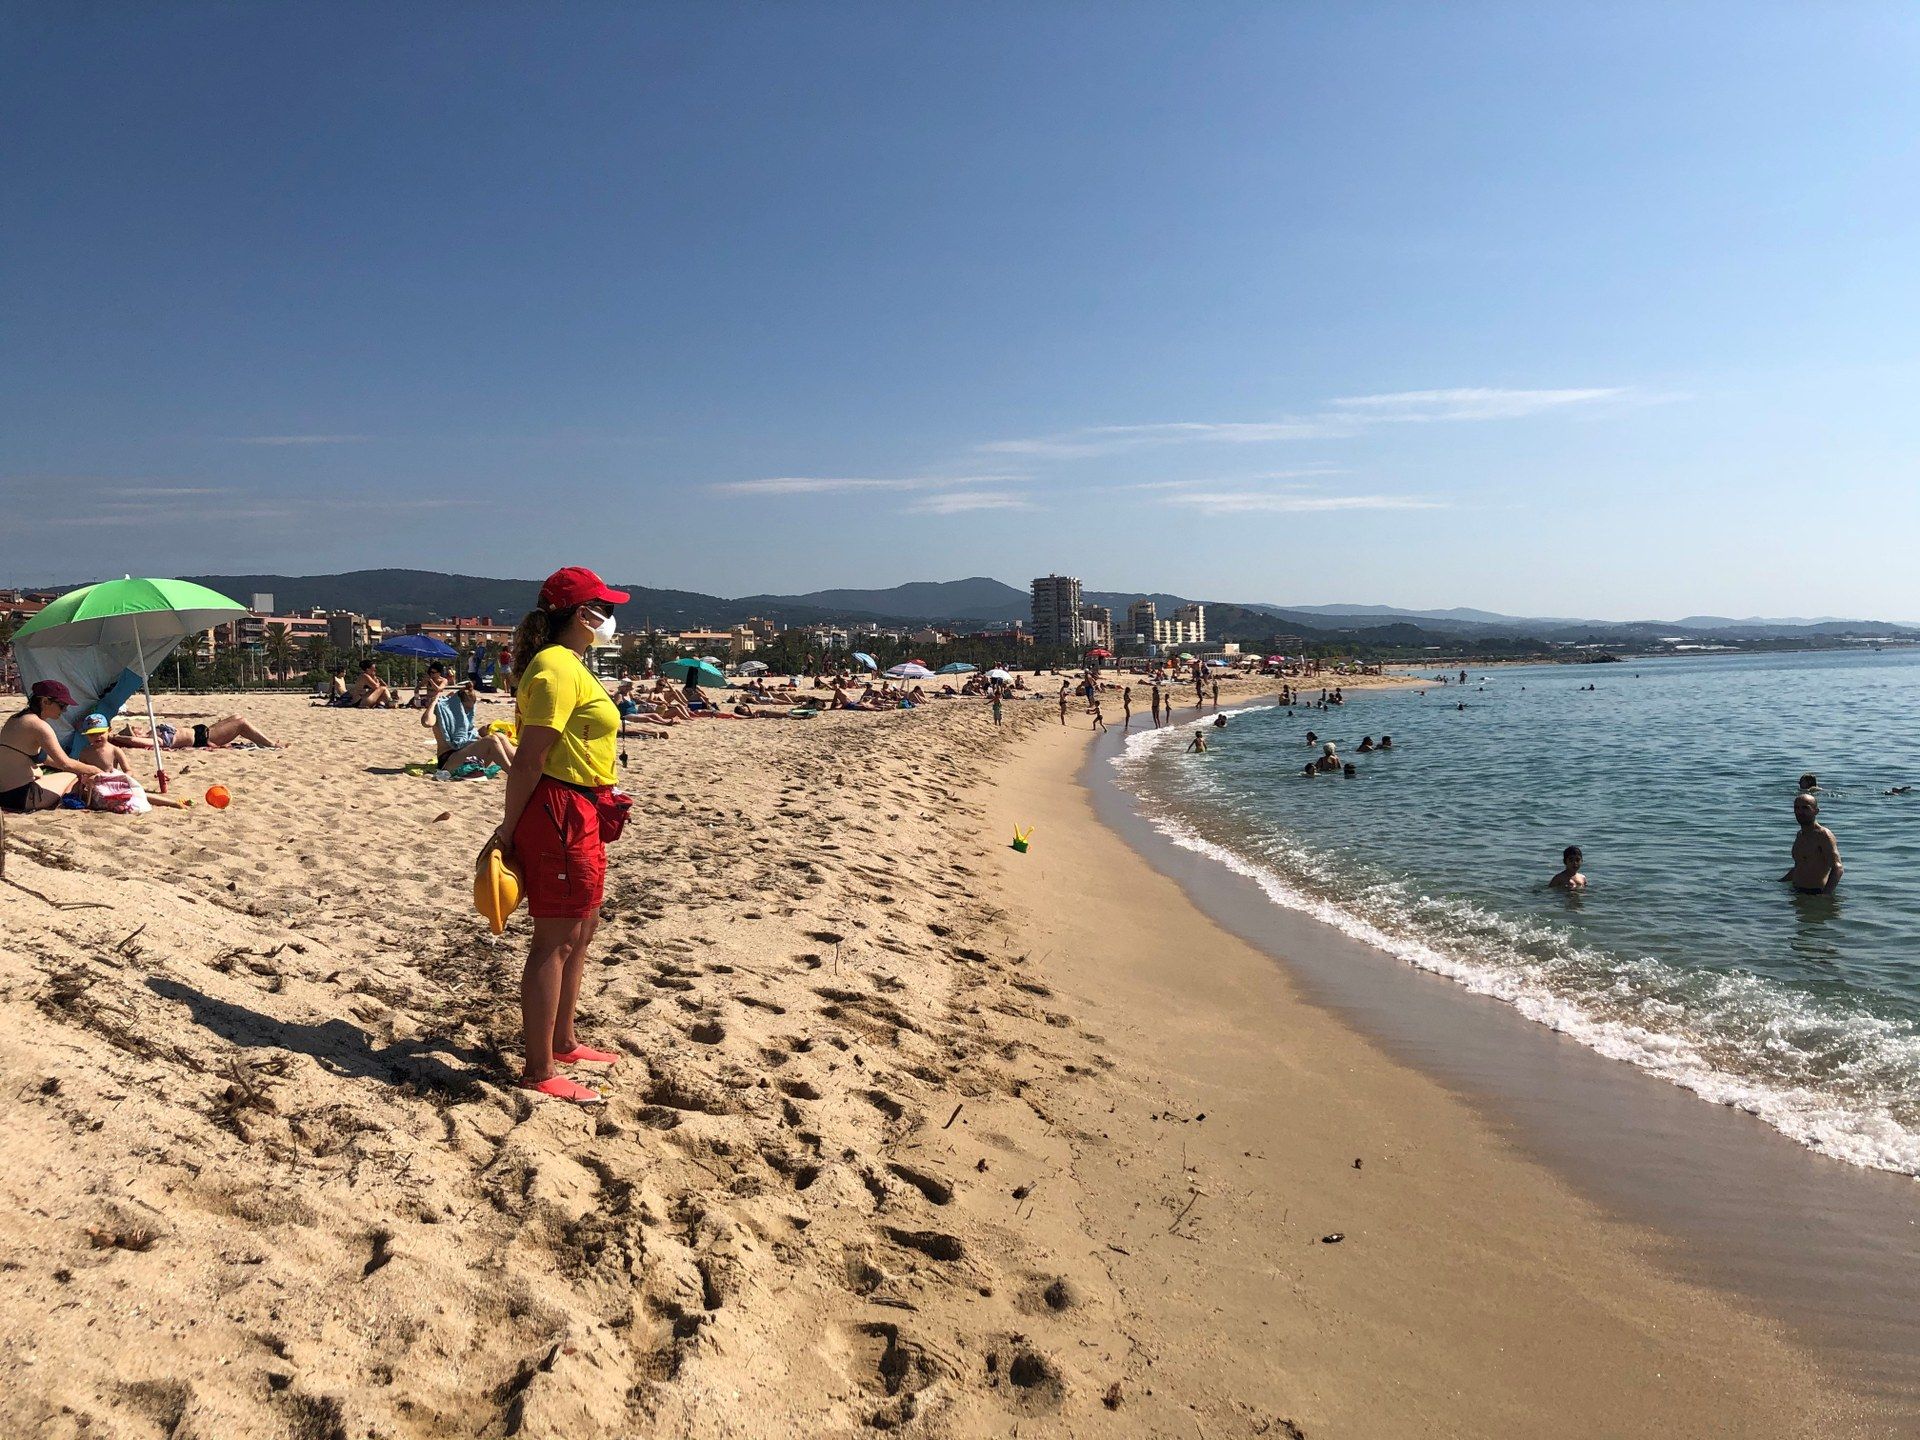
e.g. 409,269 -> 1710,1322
408,662 -> 451,709
113,714 -> 278,750
1314,741 -> 1341,773
1548,845 -> 1585,890
423,678 -> 515,772
346,660 -> 393,709
75,713 -> 134,774
314,665 -> 349,705
0,681 -> 107,812
1782,794 -> 1842,895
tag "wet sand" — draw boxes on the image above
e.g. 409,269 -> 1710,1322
0,675 -> 1887,1437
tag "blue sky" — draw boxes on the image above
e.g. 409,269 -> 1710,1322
5,2 -> 1919,619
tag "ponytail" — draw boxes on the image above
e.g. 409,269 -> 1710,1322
512,604 -> 580,681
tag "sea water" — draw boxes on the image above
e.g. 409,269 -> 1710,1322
1113,649 -> 1920,1177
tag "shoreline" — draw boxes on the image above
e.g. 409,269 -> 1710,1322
1072,698 -> 1918,1428
0,684 -> 1900,1436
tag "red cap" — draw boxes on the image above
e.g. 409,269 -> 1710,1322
538,566 -> 629,611
29,679 -> 76,707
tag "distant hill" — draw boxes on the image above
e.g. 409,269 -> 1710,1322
165,569 -> 1919,649
737,577 -> 1029,624
181,570 -> 854,630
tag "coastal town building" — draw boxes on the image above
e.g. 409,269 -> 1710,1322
1118,596 -> 1204,650
1079,604 -> 1113,652
416,614 -> 515,648
675,628 -> 736,656
328,612 -> 380,651
1030,574 -> 1083,648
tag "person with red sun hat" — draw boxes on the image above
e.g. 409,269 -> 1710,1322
484,566 -> 632,1102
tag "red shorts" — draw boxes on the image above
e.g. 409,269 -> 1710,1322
513,776 -> 608,919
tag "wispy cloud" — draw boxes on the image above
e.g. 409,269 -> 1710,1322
1160,491 -> 1447,515
31,486 -> 455,528
43,504 -> 303,527
1325,387 -> 1624,422
1125,467 -> 1349,492
982,386 -> 1630,458
227,434 -> 372,446
982,420 -> 1346,458
907,490 -> 1036,515
711,474 -> 1019,496
712,476 -> 926,496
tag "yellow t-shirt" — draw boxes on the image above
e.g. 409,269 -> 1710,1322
515,645 -> 620,787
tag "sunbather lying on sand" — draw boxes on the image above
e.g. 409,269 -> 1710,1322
113,715 -> 279,750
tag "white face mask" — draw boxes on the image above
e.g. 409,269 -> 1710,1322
586,608 -> 617,644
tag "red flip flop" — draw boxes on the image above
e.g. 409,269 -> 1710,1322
552,1043 -> 619,1066
519,1075 -> 605,1104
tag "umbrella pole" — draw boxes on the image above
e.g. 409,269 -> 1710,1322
133,614 -> 167,794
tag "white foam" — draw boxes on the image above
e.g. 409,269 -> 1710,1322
1126,799 -> 1920,1178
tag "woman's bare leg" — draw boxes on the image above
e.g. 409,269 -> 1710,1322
522,915 -> 590,1083
208,716 -> 275,747
24,774 -> 77,810
551,912 -> 601,1055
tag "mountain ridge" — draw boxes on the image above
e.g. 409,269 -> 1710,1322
157,569 -> 1919,646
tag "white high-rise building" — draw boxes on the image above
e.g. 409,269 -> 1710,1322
1030,574 -> 1084,648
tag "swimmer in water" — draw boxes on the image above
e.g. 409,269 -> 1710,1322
1314,741 -> 1340,773
1186,730 -> 1208,753
1357,736 -> 1374,753
1378,735 -> 1392,750
1781,794 -> 1842,895
1548,845 -> 1585,891
1342,762 -> 1357,777
1300,762 -> 1316,777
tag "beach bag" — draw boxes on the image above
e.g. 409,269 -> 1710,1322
596,788 -> 633,843
89,774 -> 151,814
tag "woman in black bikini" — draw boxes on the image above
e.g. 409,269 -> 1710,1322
0,681 -> 108,812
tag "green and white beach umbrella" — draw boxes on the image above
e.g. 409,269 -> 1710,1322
13,576 -> 247,790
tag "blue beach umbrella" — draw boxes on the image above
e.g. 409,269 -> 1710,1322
936,662 -> 976,674
377,633 -> 458,660
851,651 -> 878,671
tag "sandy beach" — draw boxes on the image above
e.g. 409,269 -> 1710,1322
0,676 -> 1876,1437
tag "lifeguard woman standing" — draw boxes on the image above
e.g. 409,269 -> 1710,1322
487,566 -> 629,1102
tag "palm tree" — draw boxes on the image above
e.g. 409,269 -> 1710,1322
265,623 -> 295,683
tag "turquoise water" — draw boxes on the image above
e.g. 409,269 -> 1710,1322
1114,649 -> 1920,1176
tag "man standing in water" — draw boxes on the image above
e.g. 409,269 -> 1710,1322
1782,793 -> 1843,895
